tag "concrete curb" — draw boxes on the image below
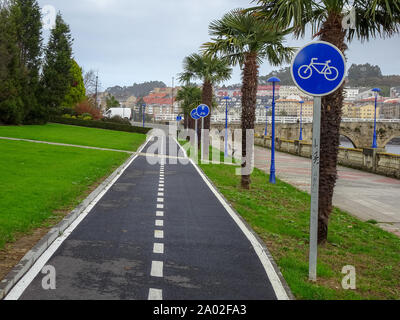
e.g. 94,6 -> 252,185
0,138 -> 150,300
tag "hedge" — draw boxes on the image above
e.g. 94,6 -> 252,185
50,116 -> 151,134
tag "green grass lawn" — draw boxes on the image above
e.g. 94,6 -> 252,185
0,123 -> 146,151
0,139 -> 131,249
199,163 -> 400,300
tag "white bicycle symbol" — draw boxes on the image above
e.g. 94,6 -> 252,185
298,58 -> 339,81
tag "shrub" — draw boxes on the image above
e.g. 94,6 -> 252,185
75,99 -> 102,120
103,115 -> 131,125
50,116 -> 151,134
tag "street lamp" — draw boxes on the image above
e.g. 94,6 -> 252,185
264,106 -> 272,136
371,88 -> 381,149
142,104 -> 147,128
299,100 -> 304,141
223,96 -> 231,157
267,77 -> 280,184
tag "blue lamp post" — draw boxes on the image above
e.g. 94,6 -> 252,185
299,100 -> 304,141
142,104 -> 146,128
264,106 -> 272,136
223,96 -> 231,157
371,88 -> 381,149
268,77 -> 280,184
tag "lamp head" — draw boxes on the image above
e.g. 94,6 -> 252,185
267,77 -> 281,83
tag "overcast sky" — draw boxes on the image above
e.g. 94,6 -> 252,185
38,0 -> 400,90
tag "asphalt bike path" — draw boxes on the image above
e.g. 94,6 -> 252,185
5,135 -> 285,300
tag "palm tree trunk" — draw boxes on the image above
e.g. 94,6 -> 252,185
318,13 -> 347,244
202,80 -> 213,129
241,52 -> 258,189
200,80 -> 213,145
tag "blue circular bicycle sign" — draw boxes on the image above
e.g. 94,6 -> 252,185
191,108 -> 200,120
197,104 -> 210,118
291,41 -> 346,96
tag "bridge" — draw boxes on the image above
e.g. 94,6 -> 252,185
154,114 -> 400,148
209,117 -> 400,149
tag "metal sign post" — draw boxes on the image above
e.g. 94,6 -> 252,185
309,97 -> 321,281
291,41 -> 346,282
191,109 -> 201,160
196,104 -> 210,163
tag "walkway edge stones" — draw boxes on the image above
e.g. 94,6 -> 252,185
0,137 -> 151,300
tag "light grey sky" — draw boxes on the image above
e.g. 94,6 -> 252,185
38,0 -> 400,90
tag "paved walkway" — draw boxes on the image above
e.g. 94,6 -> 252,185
5,136 -> 288,300
253,146 -> 400,236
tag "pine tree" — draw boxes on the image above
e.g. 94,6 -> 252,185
40,13 -> 73,116
62,59 -> 86,108
10,0 -> 44,123
0,2 -> 24,124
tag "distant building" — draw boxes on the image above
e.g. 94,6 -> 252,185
390,87 -> 400,98
342,101 -> 357,118
355,89 -> 376,101
298,100 -> 314,118
276,95 -> 302,116
381,98 -> 400,119
278,86 -> 309,100
344,88 -> 360,101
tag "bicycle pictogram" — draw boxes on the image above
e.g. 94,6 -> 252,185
298,58 -> 339,81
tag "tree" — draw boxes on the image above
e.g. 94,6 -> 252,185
83,69 -> 98,96
250,0 -> 400,243
178,53 -> 232,134
0,2 -> 24,124
260,67 -> 294,85
175,85 -> 202,129
62,59 -> 86,108
40,13 -> 73,116
203,9 -> 294,189
106,94 -> 120,109
10,0 -> 43,123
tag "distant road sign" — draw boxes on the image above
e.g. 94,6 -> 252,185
197,104 -> 210,118
176,116 -> 182,121
291,41 -> 346,97
191,109 -> 200,120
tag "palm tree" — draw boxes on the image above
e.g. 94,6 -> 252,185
175,85 -> 202,129
203,9 -> 294,189
249,0 -> 400,244
178,53 -> 232,133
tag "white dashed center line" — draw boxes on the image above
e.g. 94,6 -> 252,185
148,162 -> 167,301
155,220 -> 164,227
148,288 -> 162,300
154,230 -> 164,239
153,243 -> 164,254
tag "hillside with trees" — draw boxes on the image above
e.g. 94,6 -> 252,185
106,81 -> 167,99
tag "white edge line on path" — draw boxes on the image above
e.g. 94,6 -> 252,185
173,137 -> 290,301
4,136 -> 153,300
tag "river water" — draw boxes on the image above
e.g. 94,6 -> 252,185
340,139 -> 400,155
